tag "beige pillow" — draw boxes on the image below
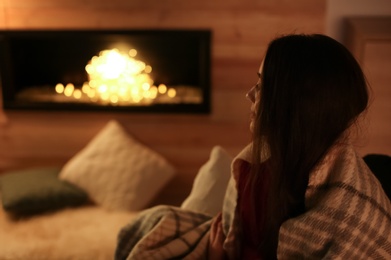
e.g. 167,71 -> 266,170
181,146 -> 232,216
59,120 -> 176,211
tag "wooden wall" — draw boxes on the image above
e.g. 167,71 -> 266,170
0,0 -> 326,205
344,17 -> 391,157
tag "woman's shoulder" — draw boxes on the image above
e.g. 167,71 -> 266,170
308,142 -> 372,188
306,142 -> 390,206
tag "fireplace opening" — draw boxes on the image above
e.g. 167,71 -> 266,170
0,29 -> 211,113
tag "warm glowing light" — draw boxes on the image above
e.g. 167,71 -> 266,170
98,84 -> 108,93
82,82 -> 90,93
55,48 -> 176,105
55,83 -> 64,94
158,84 -> 167,94
73,89 -> 82,99
64,83 -> 74,97
145,65 -> 152,73
129,49 -> 137,57
87,89 -> 96,98
85,64 -> 93,74
167,88 -> 176,98
143,92 -> 151,98
142,83 -> 150,91
150,86 -> 158,99
84,48 -> 155,104
110,95 -> 119,104
89,80 -> 98,88
101,93 -> 109,101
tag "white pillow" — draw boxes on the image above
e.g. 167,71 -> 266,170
59,120 -> 176,211
181,146 -> 232,216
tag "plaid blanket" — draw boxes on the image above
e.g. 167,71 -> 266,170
115,205 -> 212,260
223,143 -> 391,259
116,143 -> 391,259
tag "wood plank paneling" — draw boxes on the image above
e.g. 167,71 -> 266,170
0,1 -> 6,27
344,17 -> 391,156
4,0 -> 323,10
358,42 -> 391,155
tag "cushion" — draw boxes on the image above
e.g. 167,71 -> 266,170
59,120 -> 176,211
181,146 -> 232,216
363,154 -> 391,200
0,167 -> 88,216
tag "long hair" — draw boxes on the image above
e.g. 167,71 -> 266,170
249,34 -> 369,258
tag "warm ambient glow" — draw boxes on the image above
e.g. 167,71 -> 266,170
54,48 -> 177,105
85,48 -> 154,104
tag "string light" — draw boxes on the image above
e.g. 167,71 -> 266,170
55,48 -> 181,105
56,49 -> 150,105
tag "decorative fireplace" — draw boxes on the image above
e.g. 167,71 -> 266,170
0,29 -> 211,113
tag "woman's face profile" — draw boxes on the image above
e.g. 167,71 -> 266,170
247,61 -> 263,132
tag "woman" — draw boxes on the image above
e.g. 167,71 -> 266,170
209,34 -> 391,259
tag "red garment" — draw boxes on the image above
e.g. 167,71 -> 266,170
237,161 -> 269,260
